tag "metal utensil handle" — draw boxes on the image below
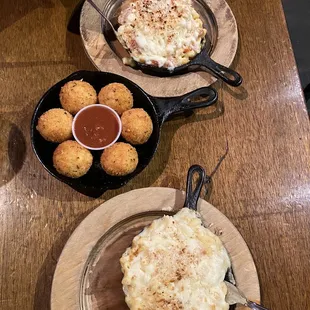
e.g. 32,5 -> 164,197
86,0 -> 118,34
183,165 -> 206,211
246,301 -> 270,310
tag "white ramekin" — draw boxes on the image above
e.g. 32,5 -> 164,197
72,104 -> 122,151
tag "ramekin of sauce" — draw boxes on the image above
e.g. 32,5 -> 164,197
72,105 -> 122,150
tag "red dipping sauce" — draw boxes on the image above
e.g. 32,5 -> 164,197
72,105 -> 121,150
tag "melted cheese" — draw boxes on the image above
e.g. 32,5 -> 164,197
120,208 -> 231,310
117,0 -> 206,69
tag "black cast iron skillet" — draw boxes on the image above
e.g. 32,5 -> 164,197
31,71 -> 217,198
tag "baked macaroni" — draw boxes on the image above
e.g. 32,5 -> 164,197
117,0 -> 207,70
120,208 -> 231,310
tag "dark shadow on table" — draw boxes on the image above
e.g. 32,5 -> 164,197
304,83 -> 310,115
66,29 -> 96,71
64,0 -> 94,70
0,116 -> 26,188
66,0 -> 85,34
8,122 -> 27,177
222,83 -> 248,101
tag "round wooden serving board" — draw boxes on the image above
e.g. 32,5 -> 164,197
51,188 -> 260,310
80,0 -> 238,96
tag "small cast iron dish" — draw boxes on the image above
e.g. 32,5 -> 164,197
31,70 -> 218,198
98,0 -> 242,86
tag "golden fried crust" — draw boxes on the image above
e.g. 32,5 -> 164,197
98,83 -> 133,115
53,140 -> 93,178
59,80 -> 97,115
121,108 -> 153,144
36,108 -> 73,143
100,142 -> 138,176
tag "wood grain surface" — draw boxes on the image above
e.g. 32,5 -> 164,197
0,0 -> 310,309
51,188 -> 260,310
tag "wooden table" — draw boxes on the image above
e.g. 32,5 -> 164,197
1,0 -> 309,309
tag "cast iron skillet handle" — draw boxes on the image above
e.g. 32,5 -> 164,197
183,165 -> 206,211
205,58 -> 242,87
153,87 -> 217,123
190,49 -> 242,87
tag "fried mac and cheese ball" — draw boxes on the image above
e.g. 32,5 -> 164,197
60,80 -> 97,115
53,140 -> 93,178
121,108 -> 153,144
98,83 -> 133,115
36,108 -> 73,143
100,142 -> 138,176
